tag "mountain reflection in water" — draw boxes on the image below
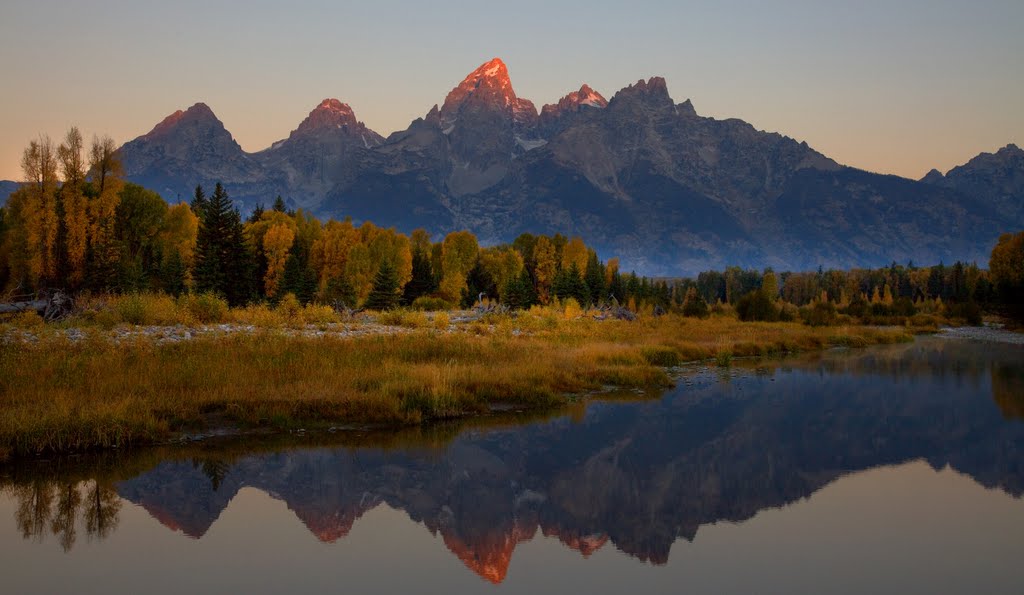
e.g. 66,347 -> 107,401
1,336 -> 1021,586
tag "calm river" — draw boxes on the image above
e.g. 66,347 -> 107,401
1,336 -> 1022,594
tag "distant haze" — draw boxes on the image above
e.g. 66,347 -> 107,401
0,0 -> 1021,181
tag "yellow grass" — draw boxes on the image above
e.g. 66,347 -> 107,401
0,309 -> 913,459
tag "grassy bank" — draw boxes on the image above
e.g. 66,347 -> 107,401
0,309 -> 914,460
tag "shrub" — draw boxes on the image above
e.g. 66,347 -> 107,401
801,301 -> 839,327
893,297 -> 917,317
302,304 -> 339,326
948,301 -> 983,326
682,294 -> 710,318
710,301 -> 736,318
642,346 -> 681,367
563,297 -> 583,319
180,293 -> 229,324
275,293 -> 303,321
113,293 -> 181,326
736,290 -> 779,322
8,310 -> 45,329
411,296 -> 454,311
230,304 -> 282,327
433,312 -> 451,330
778,302 -> 799,322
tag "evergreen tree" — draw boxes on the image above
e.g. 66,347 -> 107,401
503,269 -> 537,310
460,260 -> 495,308
681,287 -> 709,318
323,275 -> 357,308
402,247 -> 436,304
279,243 -> 317,305
247,203 -> 265,224
223,207 -> 255,306
553,262 -> 590,306
159,249 -> 187,297
364,260 -> 401,311
584,252 -> 606,305
272,196 -> 287,213
190,185 -> 208,221
194,183 -> 253,306
608,271 -> 625,303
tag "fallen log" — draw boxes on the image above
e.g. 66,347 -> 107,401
0,290 -> 74,321
0,299 -> 48,315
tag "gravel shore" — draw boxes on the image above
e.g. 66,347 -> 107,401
937,325 -> 1024,345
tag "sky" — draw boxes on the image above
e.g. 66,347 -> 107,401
0,0 -> 1021,181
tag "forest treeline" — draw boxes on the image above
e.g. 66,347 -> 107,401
1,128 -> 1022,320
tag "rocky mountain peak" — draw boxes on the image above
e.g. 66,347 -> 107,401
920,168 -> 945,184
610,77 -> 673,109
293,99 -> 358,134
144,102 -> 220,138
272,98 -> 384,151
541,84 -> 608,118
441,58 -> 520,119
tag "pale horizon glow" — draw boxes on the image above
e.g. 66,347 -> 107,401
0,0 -> 1021,182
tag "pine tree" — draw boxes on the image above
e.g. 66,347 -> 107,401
159,249 -> 187,297
323,275 -> 357,308
608,271 -> 625,304
364,260 -> 401,311
223,207 -> 255,306
272,196 -> 287,213
682,287 -> 709,318
279,243 -> 316,305
247,203 -> 265,224
553,262 -> 590,306
402,247 -> 436,304
194,183 -> 253,305
503,269 -> 537,310
584,251 -> 606,305
190,185 -> 208,221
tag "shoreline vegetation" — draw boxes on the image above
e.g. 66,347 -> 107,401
2,134 -> 1021,462
0,297 -> 923,462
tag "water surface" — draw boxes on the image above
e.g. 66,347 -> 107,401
1,336 -> 1022,594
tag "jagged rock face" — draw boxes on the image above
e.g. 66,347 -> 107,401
255,99 -> 384,210
922,144 -> 1024,223
119,103 -> 276,208
538,84 -> 608,135
117,61 -> 1017,274
437,58 -> 540,196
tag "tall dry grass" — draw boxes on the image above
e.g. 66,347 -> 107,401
0,308 -> 913,459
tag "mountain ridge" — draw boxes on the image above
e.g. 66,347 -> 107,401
116,59 -> 1019,274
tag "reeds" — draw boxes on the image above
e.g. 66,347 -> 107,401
0,303 -> 913,459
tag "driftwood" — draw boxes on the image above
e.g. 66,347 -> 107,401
0,290 -> 74,322
330,300 -> 364,319
592,295 -> 638,321
471,294 -> 511,318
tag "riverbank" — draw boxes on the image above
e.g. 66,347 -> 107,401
937,324 -> 1024,345
0,311 -> 915,460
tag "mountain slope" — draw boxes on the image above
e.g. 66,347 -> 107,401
117,60 -> 1013,274
0,180 -> 19,206
921,143 -> 1024,225
119,102 -> 278,207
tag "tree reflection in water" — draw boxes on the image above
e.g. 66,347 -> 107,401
5,478 -> 120,552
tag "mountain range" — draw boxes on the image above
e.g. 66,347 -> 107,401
6,59 -> 1021,274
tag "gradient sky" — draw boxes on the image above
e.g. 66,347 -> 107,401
1,0 -> 1021,182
